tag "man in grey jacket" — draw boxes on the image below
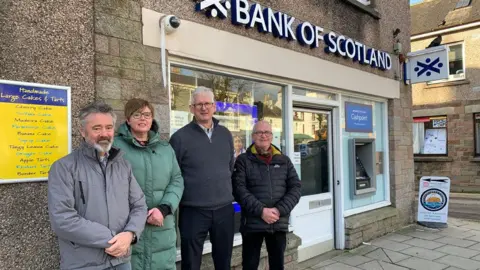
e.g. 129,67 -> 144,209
48,101 -> 147,270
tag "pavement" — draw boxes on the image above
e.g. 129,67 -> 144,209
298,217 -> 480,270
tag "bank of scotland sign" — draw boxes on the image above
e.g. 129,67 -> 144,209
404,46 -> 449,84
194,0 -> 392,71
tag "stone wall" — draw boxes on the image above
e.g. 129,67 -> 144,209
412,27 -> 480,192
0,1 -> 95,269
387,1 -> 415,226
94,0 -> 170,137
344,207 -> 400,249
413,103 -> 480,192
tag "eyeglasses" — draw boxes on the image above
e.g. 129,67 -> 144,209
131,112 -> 153,119
253,131 -> 273,136
192,102 -> 214,110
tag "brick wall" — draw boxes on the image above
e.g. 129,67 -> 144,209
414,107 -> 480,192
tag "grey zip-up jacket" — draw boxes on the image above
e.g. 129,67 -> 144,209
48,141 -> 148,270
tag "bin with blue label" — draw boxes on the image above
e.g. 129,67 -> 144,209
417,176 -> 451,228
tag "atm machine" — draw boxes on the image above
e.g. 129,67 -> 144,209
350,138 -> 376,195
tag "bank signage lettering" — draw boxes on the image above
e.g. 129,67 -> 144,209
345,102 -> 373,133
195,0 -> 392,71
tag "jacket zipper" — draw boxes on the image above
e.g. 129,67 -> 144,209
98,160 -> 110,229
79,182 -> 86,204
267,164 -> 274,232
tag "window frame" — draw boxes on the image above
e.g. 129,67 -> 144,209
413,115 -> 448,157
474,113 -> 480,157
428,42 -> 466,84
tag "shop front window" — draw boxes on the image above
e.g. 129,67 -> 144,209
170,65 -> 285,248
413,116 -> 448,155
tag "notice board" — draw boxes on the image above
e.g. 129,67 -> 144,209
0,80 -> 71,184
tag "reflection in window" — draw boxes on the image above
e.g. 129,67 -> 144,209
170,66 -> 285,246
294,110 -> 330,195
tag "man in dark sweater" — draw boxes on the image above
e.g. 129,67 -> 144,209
232,120 -> 301,270
169,86 -> 235,270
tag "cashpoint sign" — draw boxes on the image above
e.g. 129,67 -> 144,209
345,102 -> 373,133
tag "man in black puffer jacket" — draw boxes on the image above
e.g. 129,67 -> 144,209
232,120 -> 301,270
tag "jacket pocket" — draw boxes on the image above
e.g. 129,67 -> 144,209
70,241 -> 79,249
78,181 -> 86,204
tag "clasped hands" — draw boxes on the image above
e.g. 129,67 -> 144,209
105,208 -> 164,257
261,207 -> 280,224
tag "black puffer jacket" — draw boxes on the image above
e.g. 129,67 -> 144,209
232,144 -> 301,233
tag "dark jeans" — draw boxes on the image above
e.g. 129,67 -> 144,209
179,204 -> 234,270
242,231 -> 287,270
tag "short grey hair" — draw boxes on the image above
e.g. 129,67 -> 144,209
190,86 -> 215,105
79,101 -> 117,128
252,120 -> 272,132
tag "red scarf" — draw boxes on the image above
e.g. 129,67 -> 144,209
255,146 -> 273,165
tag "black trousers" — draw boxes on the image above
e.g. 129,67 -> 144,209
241,231 -> 287,270
179,204 -> 234,270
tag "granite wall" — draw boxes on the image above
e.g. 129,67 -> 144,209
0,1 -> 95,269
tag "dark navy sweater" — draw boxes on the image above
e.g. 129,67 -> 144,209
169,118 -> 235,209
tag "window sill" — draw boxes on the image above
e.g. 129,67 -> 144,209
414,156 -> 453,162
425,79 -> 470,89
342,0 -> 381,19
470,157 -> 480,162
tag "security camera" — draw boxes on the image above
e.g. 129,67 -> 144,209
160,15 -> 181,34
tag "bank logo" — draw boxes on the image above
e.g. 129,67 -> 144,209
414,57 -> 443,77
195,0 -> 231,19
420,188 -> 447,212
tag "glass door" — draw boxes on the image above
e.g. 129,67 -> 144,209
291,107 -> 335,261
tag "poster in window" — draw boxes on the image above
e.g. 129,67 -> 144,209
432,119 -> 446,128
423,129 -> 447,154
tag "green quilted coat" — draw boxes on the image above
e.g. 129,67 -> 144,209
113,121 -> 184,270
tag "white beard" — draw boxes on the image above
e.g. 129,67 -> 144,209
93,141 -> 112,153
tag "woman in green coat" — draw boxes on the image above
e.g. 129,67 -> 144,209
113,98 -> 184,270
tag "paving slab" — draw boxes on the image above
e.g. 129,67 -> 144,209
403,238 -> 446,249
435,237 -> 477,248
435,245 -> 480,259
435,255 -> 480,270
357,260 -> 409,270
316,263 -> 361,270
383,249 -> 412,263
460,223 -> 480,231
370,239 -> 412,252
311,260 -> 336,269
332,255 -> 372,266
348,245 -> 378,256
443,267 -> 464,270
467,234 -> 480,242
364,249 -> 391,263
380,233 -> 413,243
400,246 -> 447,260
396,257 -> 449,270
404,231 -> 444,241
470,254 -> 480,261
465,242 -> 480,251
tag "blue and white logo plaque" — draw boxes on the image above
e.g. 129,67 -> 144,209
405,46 -> 449,84
417,176 -> 450,224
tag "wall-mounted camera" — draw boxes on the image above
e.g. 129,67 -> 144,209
160,15 -> 181,34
